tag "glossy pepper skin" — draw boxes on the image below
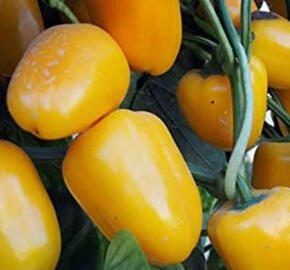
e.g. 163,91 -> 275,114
275,89 -> 290,135
0,140 -> 61,269
252,142 -> 290,188
226,0 -> 257,28
208,187 -> 290,270
85,0 -> 182,76
0,0 -> 44,76
252,12 -> 290,90
63,109 -> 202,266
177,56 -> 267,151
7,24 -> 130,140
65,0 -> 92,23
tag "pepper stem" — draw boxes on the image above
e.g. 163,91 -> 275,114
241,0 -> 252,58
262,136 -> 290,142
182,40 -> 212,61
216,0 -> 254,201
183,33 -> 218,48
42,0 -> 80,24
200,0 -> 235,73
194,16 -> 219,41
237,176 -> 253,203
268,97 -> 290,128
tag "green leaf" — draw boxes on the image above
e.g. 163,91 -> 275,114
104,230 -> 151,270
95,229 -> 110,270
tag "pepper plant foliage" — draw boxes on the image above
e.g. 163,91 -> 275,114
0,0 -> 228,269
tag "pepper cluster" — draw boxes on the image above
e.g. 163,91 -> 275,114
0,0 -> 289,270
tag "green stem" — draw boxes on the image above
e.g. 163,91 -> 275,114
261,136 -> 290,142
200,0 -> 235,73
269,88 -> 283,105
237,176 -> 253,203
268,97 -> 290,128
42,0 -> 79,23
269,89 -> 290,133
241,0 -> 252,57
183,40 -> 212,61
263,122 -> 281,138
217,0 -> 254,201
183,33 -> 218,48
229,69 -> 244,141
217,3 -> 246,141
194,15 -> 219,41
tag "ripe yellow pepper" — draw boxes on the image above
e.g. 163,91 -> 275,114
252,12 -> 290,90
63,109 -> 202,266
0,140 -> 61,269
208,187 -> 290,270
85,0 -> 182,76
7,24 -> 130,140
177,56 -> 267,151
252,142 -> 290,188
0,0 -> 44,76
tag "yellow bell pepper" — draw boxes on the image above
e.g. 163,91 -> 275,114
208,187 -> 290,270
7,24 -> 130,140
0,140 -> 61,269
252,142 -> 290,188
63,109 -> 202,266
